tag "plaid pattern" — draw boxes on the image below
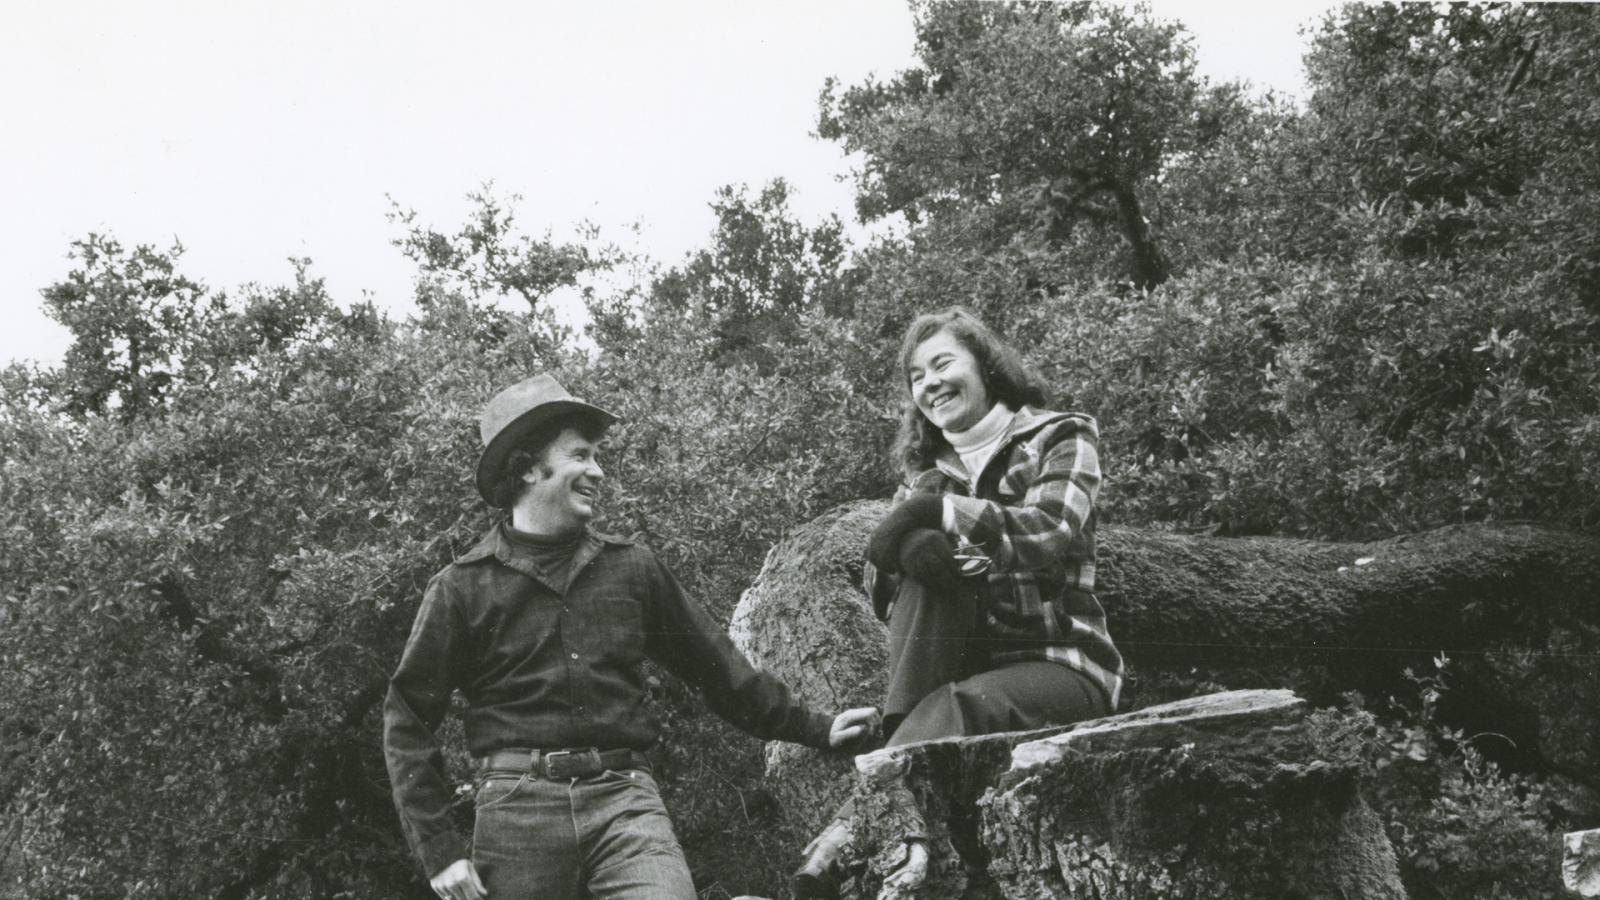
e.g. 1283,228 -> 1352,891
869,407 -> 1123,709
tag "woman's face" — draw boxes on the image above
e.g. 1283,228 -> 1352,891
908,329 -> 993,433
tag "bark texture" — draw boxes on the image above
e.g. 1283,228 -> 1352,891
729,500 -> 1600,870
833,690 -> 1402,900
1095,514 -> 1600,784
978,690 -> 1403,899
1567,828 -> 1600,898
729,502 -> 890,851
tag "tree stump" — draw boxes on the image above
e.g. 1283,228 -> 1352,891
1567,828 -> 1600,898
832,690 -> 1403,900
983,690 -> 1403,899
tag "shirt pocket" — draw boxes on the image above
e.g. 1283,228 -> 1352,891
588,590 -> 647,665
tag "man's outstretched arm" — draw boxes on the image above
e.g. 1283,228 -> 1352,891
644,550 -> 874,751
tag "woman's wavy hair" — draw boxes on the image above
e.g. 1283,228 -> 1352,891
890,307 -> 1050,476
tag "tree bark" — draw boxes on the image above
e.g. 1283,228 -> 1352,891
977,690 -> 1404,900
1095,517 -> 1600,786
1111,183 -> 1169,289
774,690 -> 1404,900
729,502 -> 891,857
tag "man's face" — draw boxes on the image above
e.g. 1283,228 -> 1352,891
520,427 -> 605,531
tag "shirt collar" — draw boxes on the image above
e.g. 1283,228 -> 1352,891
456,520 -> 632,567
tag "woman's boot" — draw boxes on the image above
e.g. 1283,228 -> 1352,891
792,816 -> 852,899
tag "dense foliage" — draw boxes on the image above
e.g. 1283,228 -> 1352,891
4,2 -> 1596,897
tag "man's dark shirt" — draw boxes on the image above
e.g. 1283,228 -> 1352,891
382,523 -> 833,875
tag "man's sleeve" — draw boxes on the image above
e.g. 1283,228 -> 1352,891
382,573 -> 470,876
643,553 -> 834,750
943,416 -> 1101,571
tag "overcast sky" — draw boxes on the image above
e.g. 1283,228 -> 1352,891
0,0 -> 1338,368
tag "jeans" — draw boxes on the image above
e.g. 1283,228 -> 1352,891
883,576 -> 1110,743
472,767 -> 696,900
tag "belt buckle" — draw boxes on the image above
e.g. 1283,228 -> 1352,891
540,749 -> 599,779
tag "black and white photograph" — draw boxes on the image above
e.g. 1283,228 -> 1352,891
4,2 -> 1599,898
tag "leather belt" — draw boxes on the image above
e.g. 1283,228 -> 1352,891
477,747 -> 651,779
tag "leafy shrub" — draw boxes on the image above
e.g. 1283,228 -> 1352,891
1337,657 -> 1566,900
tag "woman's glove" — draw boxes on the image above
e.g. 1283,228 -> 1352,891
897,528 -> 962,590
867,494 -> 945,572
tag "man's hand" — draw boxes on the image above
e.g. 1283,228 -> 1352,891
867,495 -> 945,572
828,707 -> 882,750
430,859 -> 487,900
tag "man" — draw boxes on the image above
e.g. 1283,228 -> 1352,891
383,373 -> 876,900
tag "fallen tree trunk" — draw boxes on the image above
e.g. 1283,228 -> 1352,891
1098,516 -> 1600,789
730,500 -> 1600,855
1097,514 -> 1600,668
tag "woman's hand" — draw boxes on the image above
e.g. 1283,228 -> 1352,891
897,529 -> 962,590
867,495 -> 945,572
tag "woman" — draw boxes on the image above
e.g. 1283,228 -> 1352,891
793,307 -> 1123,898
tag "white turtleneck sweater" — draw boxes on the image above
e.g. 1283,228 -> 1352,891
944,402 -> 1016,492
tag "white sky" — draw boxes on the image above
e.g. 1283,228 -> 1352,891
0,0 -> 1338,368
